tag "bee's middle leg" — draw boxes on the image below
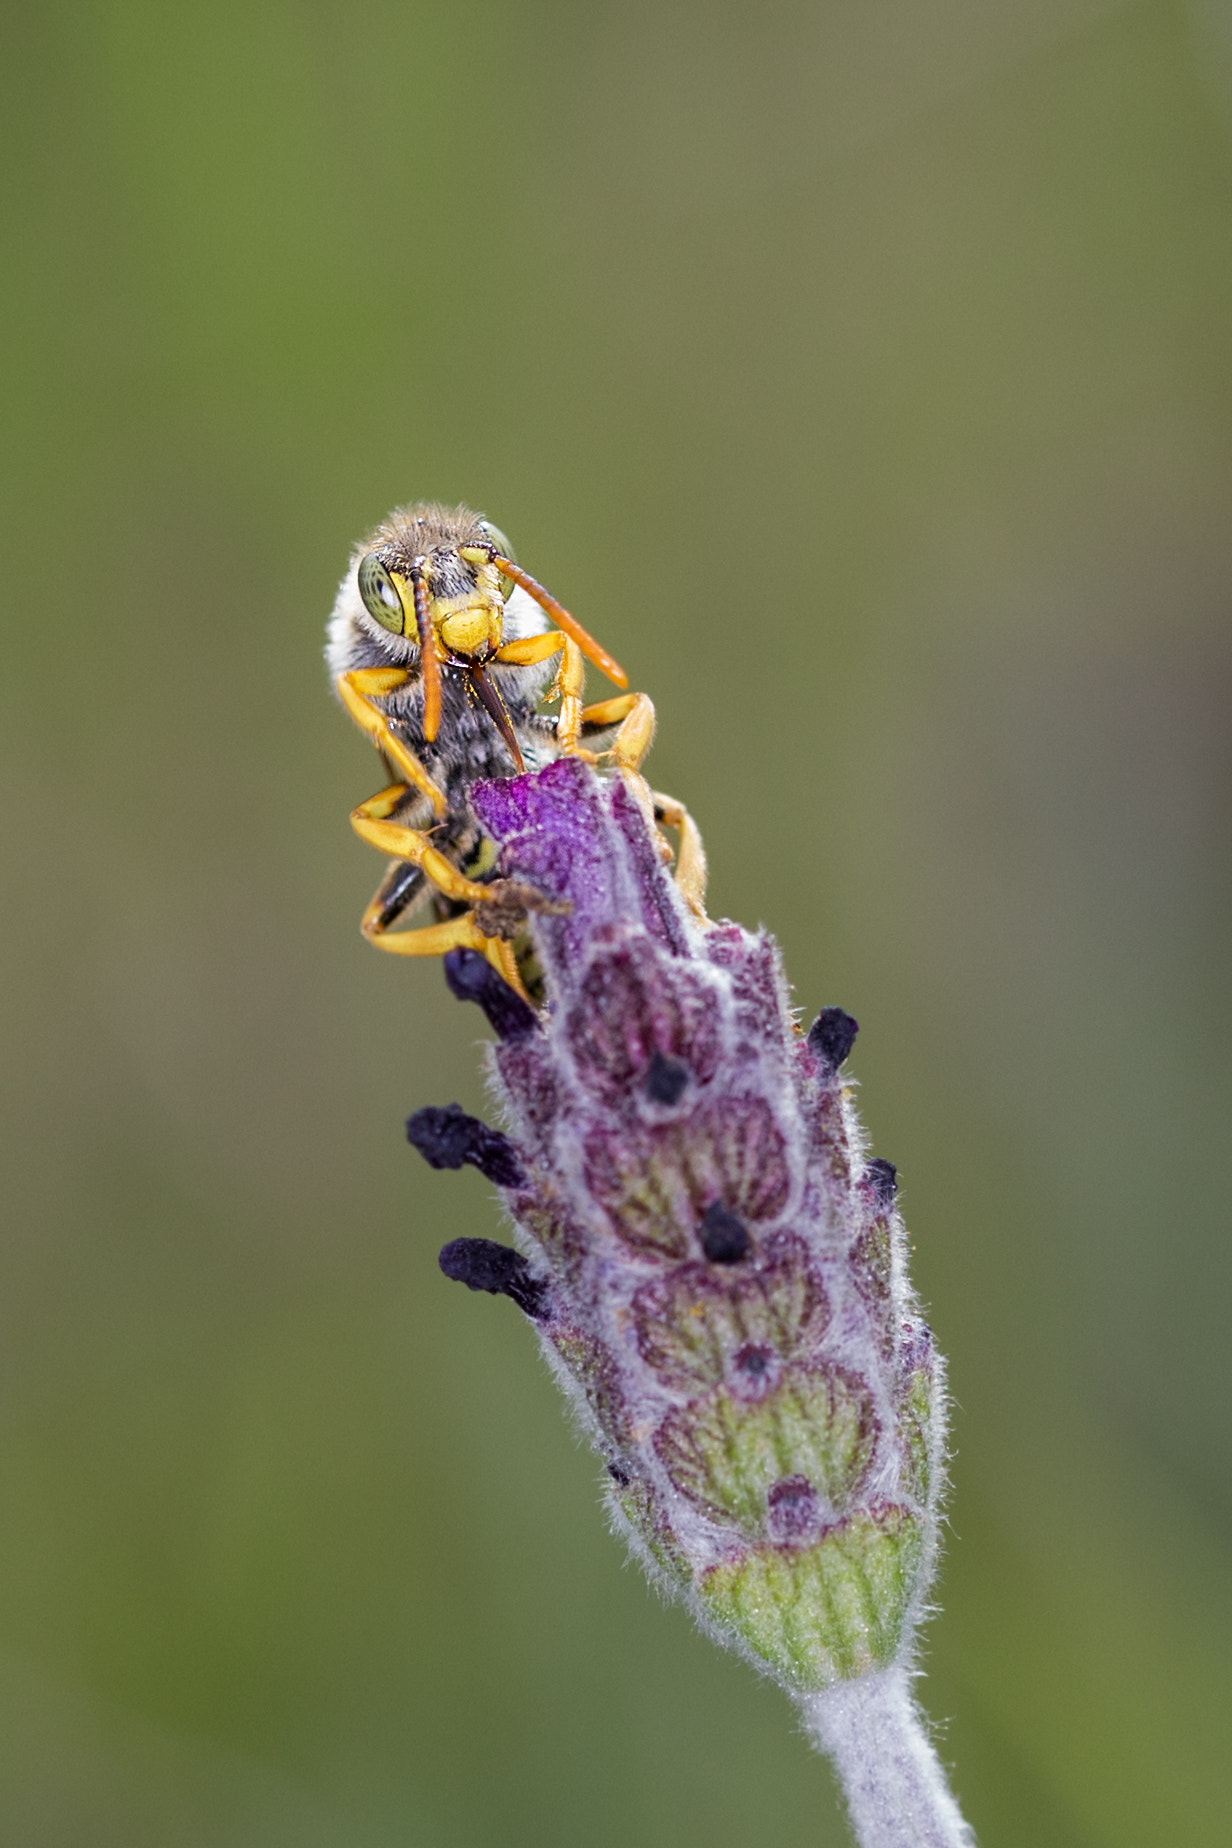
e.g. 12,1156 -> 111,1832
651,789 -> 709,918
579,688 -> 705,915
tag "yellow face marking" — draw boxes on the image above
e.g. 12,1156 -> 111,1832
439,605 -> 495,654
428,557 -> 505,663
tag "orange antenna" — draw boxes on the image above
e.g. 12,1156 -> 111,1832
492,555 -> 627,689
411,567 -> 442,742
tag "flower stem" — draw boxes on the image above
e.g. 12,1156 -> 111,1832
800,1669 -> 976,1848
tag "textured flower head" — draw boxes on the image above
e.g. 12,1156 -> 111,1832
411,757 -> 948,1697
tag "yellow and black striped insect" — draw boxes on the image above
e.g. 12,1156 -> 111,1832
327,501 -> 706,992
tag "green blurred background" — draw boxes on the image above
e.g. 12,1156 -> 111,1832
3,2 -> 1231,1842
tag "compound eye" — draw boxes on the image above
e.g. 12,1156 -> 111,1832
477,520 -> 517,600
357,553 -> 406,634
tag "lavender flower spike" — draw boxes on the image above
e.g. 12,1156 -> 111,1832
430,758 -> 973,1848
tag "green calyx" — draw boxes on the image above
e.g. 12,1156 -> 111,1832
611,1477 -> 692,1588
656,1363 -> 876,1537
582,1097 -> 791,1256
550,1325 -> 632,1449
633,1240 -> 828,1395
897,1366 -> 936,1503
699,1505 -> 924,1690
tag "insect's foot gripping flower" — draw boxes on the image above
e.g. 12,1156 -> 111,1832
410,757 -> 951,1714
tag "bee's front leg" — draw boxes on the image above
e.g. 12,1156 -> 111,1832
494,630 -> 592,758
336,670 -> 448,817
555,637 -> 648,761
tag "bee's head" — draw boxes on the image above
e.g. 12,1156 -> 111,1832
346,505 -> 524,739
335,499 -> 625,744
355,511 -> 517,660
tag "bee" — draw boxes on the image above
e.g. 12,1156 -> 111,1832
328,501 -> 706,993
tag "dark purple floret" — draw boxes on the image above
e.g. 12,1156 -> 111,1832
438,1237 -> 548,1318
699,1201 -> 752,1263
807,1006 -> 859,1070
644,1050 -> 689,1106
407,1104 -> 526,1188
864,1158 -> 898,1207
443,947 -> 539,1041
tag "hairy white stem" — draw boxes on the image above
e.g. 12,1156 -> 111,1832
800,1669 -> 976,1848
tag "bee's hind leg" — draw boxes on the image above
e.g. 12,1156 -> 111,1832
358,857 -> 480,958
365,907 -> 492,959
361,856 -> 428,940
360,861 -> 527,994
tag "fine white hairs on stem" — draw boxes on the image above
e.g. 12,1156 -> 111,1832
800,1669 -> 976,1848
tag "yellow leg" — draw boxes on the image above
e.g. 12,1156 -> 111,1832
363,910 -> 491,958
557,651 -> 649,763
356,844 -> 535,1001
494,631 -> 565,668
360,889 -> 533,1003
547,635 -> 587,754
487,934 -> 534,1003
610,692 -> 656,771
350,785 -> 492,905
351,786 -> 551,999
361,895 -> 533,1008
652,789 -> 709,917
494,630 -> 597,760
581,692 -> 639,730
360,853 -> 429,939
486,633 -> 644,763
336,669 -> 448,818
